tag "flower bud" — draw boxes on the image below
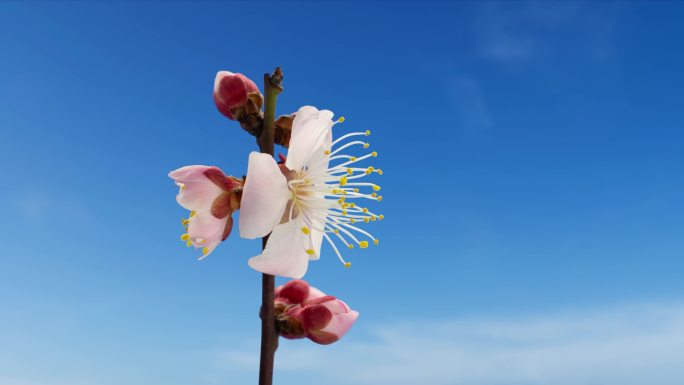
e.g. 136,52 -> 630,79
274,280 -> 359,345
213,71 -> 261,120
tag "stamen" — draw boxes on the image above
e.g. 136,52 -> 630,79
301,227 -> 310,235
180,234 -> 189,241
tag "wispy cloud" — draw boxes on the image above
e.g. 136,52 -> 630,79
218,300 -> 684,385
449,76 -> 493,134
474,2 -> 622,64
10,191 -> 91,221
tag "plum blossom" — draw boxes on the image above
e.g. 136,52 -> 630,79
169,165 -> 243,259
239,106 -> 384,278
213,71 -> 261,120
275,279 -> 359,345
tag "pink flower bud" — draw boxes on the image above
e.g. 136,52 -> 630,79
274,280 -> 359,345
213,71 -> 260,120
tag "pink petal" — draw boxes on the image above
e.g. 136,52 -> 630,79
170,165 -> 224,211
319,310 -> 359,338
301,304 -> 333,331
169,165 -> 211,182
276,279 -> 310,304
305,286 -> 327,303
187,210 -> 227,258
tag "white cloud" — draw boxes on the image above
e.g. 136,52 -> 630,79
218,300 -> 684,385
474,2 -> 621,64
449,77 -> 493,134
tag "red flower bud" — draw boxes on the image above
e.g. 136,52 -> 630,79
274,280 -> 359,345
213,71 -> 260,120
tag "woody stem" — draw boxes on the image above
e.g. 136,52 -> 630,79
257,67 -> 283,385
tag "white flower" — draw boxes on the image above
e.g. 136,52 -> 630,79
239,106 -> 383,278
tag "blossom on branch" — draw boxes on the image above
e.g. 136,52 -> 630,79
239,106 -> 384,278
275,279 -> 359,345
169,165 -> 243,259
214,71 -> 262,120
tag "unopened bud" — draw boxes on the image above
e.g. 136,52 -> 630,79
213,71 -> 261,120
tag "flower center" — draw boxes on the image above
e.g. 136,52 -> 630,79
286,119 -> 384,268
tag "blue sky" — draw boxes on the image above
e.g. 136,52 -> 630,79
1,1 -> 684,384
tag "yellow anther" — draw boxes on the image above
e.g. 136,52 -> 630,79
373,185 -> 381,191
338,116 -> 346,123
373,239 -> 379,245
377,196 -> 383,202
179,184 -> 186,190
365,130 -> 371,136
334,229 -> 339,234
354,188 -> 359,193
342,209 -> 348,216
350,218 -> 355,223
186,240 -> 193,247
350,203 -> 356,208
370,216 -> 377,221
181,218 -> 190,226
202,247 -> 209,255
347,168 -> 353,175
325,150 -> 330,155
347,244 -> 354,249
378,214 -> 385,220
301,227 -> 310,235
344,262 -> 352,268
350,156 -> 357,161
376,169 -> 383,175
362,208 -> 368,213
305,249 -> 316,255
359,241 -> 369,248
372,192 -> 378,197
364,218 -> 370,223
363,142 -> 370,148
371,151 -> 378,157
340,176 -> 347,186
365,169 -> 371,175
180,234 -> 189,241
190,211 -> 197,217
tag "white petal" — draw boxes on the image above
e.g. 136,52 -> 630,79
239,152 -> 290,239
308,214 -> 325,260
247,219 -> 310,278
286,106 -> 334,171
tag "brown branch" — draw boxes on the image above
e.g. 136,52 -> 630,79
257,67 -> 283,385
